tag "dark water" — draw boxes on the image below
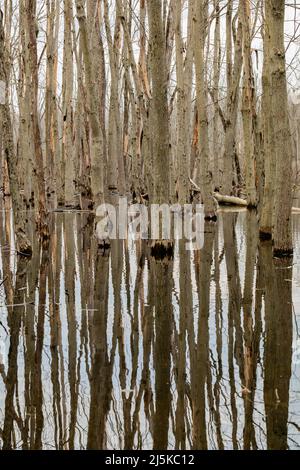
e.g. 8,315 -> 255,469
0,206 -> 300,450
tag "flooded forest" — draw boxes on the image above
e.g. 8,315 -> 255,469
1,0 -> 300,451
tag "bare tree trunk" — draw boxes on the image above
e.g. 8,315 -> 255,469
147,0 -> 170,205
268,0 -> 293,256
259,1 -> 274,239
18,0 -> 36,208
240,0 -> 257,207
104,0 -> 125,194
76,0 -> 104,208
194,0 -> 216,219
72,32 -> 91,208
0,9 -> 32,255
212,0 -> 221,190
121,1 -> 131,194
26,0 -> 49,239
174,0 -> 189,204
62,0 -> 76,208
223,3 -> 243,196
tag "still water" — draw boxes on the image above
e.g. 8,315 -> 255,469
0,207 -> 300,450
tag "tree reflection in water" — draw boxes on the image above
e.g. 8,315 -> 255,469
0,207 -> 299,450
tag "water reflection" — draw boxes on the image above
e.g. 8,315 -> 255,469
0,207 -> 300,450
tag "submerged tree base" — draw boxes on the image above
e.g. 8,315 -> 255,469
150,240 -> 174,260
259,229 -> 272,241
204,213 -> 218,222
98,239 -> 111,256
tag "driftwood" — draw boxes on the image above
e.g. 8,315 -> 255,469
213,192 -> 248,206
189,178 -> 248,207
217,206 -> 248,213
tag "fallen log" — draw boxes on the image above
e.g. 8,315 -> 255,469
190,178 -> 300,212
189,178 -> 248,207
213,192 -> 248,207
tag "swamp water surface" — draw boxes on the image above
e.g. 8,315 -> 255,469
0,207 -> 300,450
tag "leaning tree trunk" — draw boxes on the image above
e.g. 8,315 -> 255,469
0,8 -> 32,255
